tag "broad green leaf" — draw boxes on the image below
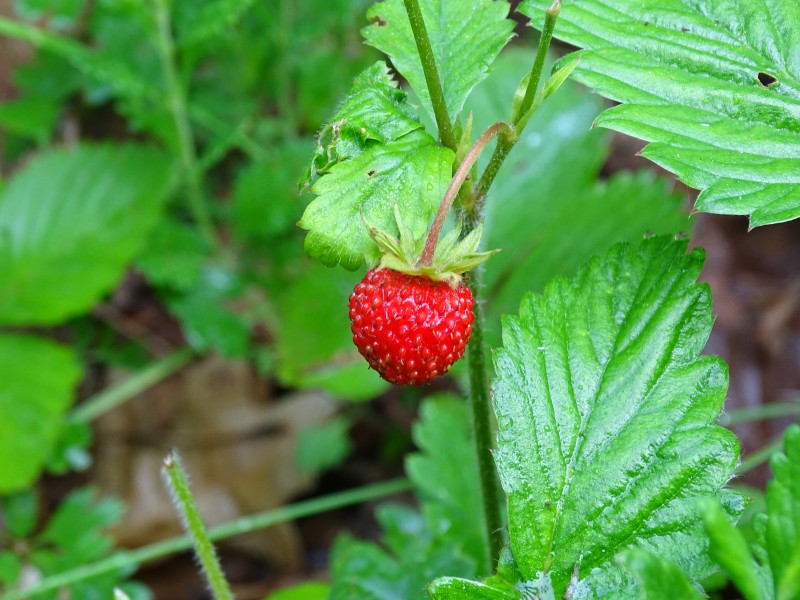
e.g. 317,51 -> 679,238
492,237 -> 739,596
0,17 -> 155,102
330,396 -> 484,598
166,267 -> 251,358
275,261 -> 389,401
296,417 -> 353,474
176,0 -> 256,46
701,499 -> 771,600
266,582 -> 331,600
462,49 -> 691,346
1,489 -> 39,538
300,129 -> 453,270
233,138 -> 310,246
428,578 -> 520,600
0,551 -> 21,588
362,0 -> 514,120
0,334 -> 81,493
304,62 -> 424,183
406,396 -> 488,571
519,0 -> 800,227
0,144 -> 173,325
767,425 -> 800,600
136,217 -> 211,293
299,61 -> 453,269
618,550 -> 704,600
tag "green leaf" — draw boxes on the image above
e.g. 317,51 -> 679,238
304,62 -> 424,183
0,144 -> 173,325
362,0 -> 514,119
330,396 -> 484,598
767,425 -> 800,600
1,489 -> 39,539
232,139 -> 310,246
519,0 -> 800,227
299,61 -> 454,269
0,17 -> 156,102
275,261 -> 389,401
136,217 -> 211,293
617,550 -> 704,600
166,267 -> 251,358
701,498 -> 770,600
492,237 -> 739,596
296,417 -> 353,474
406,397 -> 488,571
0,334 -> 81,493
428,578 -> 520,600
266,582 -> 331,600
300,129 -> 453,270
177,0 -> 256,46
463,49 -> 691,346
0,551 -> 21,588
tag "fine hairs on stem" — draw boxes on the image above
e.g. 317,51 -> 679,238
162,451 -> 235,600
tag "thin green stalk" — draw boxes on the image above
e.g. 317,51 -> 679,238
69,349 -> 194,423
0,478 -> 410,600
513,0 -> 561,128
472,0 -> 561,217
469,129 -> 516,228
152,0 -> 217,247
402,0 -> 456,151
163,451 -> 234,600
467,270 -> 505,572
718,400 -> 800,427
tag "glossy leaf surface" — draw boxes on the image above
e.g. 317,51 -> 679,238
437,237 -> 740,598
519,0 -> 800,227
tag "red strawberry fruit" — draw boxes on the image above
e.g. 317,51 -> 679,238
350,206 -> 497,385
349,268 -> 474,385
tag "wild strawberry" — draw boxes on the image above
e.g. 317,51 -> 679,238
349,268 -> 474,385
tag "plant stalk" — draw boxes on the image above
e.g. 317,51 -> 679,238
162,451 -> 234,600
152,0 -> 217,247
467,269 -> 505,572
70,349 -> 194,423
402,0 -> 457,151
471,0 -> 561,223
418,122 -> 514,267
1,478 -> 411,600
514,0 -> 561,128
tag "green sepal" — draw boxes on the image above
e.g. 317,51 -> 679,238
364,205 -> 498,287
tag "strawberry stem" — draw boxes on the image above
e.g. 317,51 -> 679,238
403,0 -> 457,151
418,122 -> 515,267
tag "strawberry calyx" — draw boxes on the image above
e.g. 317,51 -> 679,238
363,205 -> 498,288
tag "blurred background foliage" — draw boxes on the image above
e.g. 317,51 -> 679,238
0,0 -> 796,598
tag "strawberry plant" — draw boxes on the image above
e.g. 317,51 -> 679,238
0,0 -> 798,599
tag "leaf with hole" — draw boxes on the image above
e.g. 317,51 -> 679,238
520,0 -> 800,227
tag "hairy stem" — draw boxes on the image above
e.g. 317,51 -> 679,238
418,122 -> 514,267
403,0 -> 457,151
2,478 -> 411,600
153,0 -> 217,247
467,270 -> 505,572
163,451 -> 234,600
